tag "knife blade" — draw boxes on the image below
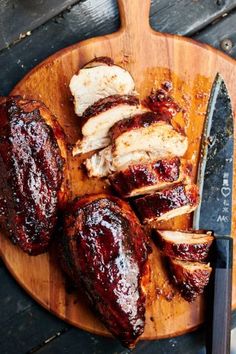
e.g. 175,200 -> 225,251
193,73 -> 233,236
193,73 -> 234,354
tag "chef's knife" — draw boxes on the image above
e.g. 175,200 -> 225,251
192,73 -> 234,354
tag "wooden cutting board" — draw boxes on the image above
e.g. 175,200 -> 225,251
0,0 -> 236,340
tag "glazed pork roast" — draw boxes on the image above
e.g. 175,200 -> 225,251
109,157 -> 192,198
70,57 -> 135,116
133,183 -> 199,224
153,230 -> 214,262
168,258 -> 212,302
59,193 -> 151,348
0,96 -> 66,255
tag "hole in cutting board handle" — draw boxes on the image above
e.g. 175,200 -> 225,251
117,0 -> 151,34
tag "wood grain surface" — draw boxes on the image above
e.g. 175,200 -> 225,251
0,0 -> 79,50
1,0 -> 236,52
0,0 -> 236,341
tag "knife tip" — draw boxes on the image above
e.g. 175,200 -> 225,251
215,72 -> 224,84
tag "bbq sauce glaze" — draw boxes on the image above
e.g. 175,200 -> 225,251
0,96 -> 64,255
61,194 -> 151,348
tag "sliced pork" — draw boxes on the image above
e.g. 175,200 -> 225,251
153,230 -> 214,262
109,158 -> 192,198
85,112 -> 188,177
70,57 -> 135,116
133,183 -> 199,224
111,111 -> 187,159
72,95 -> 143,155
168,258 -> 212,302
85,145 -> 113,178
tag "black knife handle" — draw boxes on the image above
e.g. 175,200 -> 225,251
206,236 -> 233,354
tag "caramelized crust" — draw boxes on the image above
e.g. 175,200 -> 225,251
153,230 -> 214,262
73,95 -> 142,156
60,193 -> 151,348
110,111 -> 173,141
145,89 -> 180,117
0,96 -> 66,255
84,56 -> 114,68
168,258 -> 212,302
82,95 -> 139,122
133,184 -> 199,223
110,158 -> 192,198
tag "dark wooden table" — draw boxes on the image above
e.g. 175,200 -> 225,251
1,1 -> 236,353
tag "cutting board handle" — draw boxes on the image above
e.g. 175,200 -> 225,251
117,0 -> 151,34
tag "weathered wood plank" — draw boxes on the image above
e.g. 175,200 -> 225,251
15,313 -> 236,354
150,0 -> 236,36
194,10 -> 236,59
0,0 -> 80,50
1,0 -> 236,52
32,327 -> 206,354
0,266 -> 30,325
0,266 -> 68,354
0,0 -> 120,96
0,309 -> 66,354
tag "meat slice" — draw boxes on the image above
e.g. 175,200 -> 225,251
59,193 -> 151,348
69,57 -> 135,116
85,145 -> 114,178
110,111 -> 187,159
85,112 -> 188,177
72,95 -> 143,155
168,258 -> 212,302
133,183 -> 199,224
153,230 -> 214,262
109,158 -> 192,198
0,96 -> 66,255
85,146 -> 152,178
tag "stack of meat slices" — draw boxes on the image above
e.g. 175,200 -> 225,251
70,57 -> 144,155
70,57 -> 199,223
70,57 -> 212,301
153,230 -> 214,302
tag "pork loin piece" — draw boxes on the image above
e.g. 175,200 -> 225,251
60,193 -> 151,348
85,146 -> 153,178
85,145 -> 114,178
85,112 -> 188,177
153,230 -> 214,262
133,183 -> 199,224
111,111 -> 188,159
110,157 -> 192,198
169,258 -> 212,302
72,95 -> 143,155
0,96 -> 66,255
69,57 -> 135,116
